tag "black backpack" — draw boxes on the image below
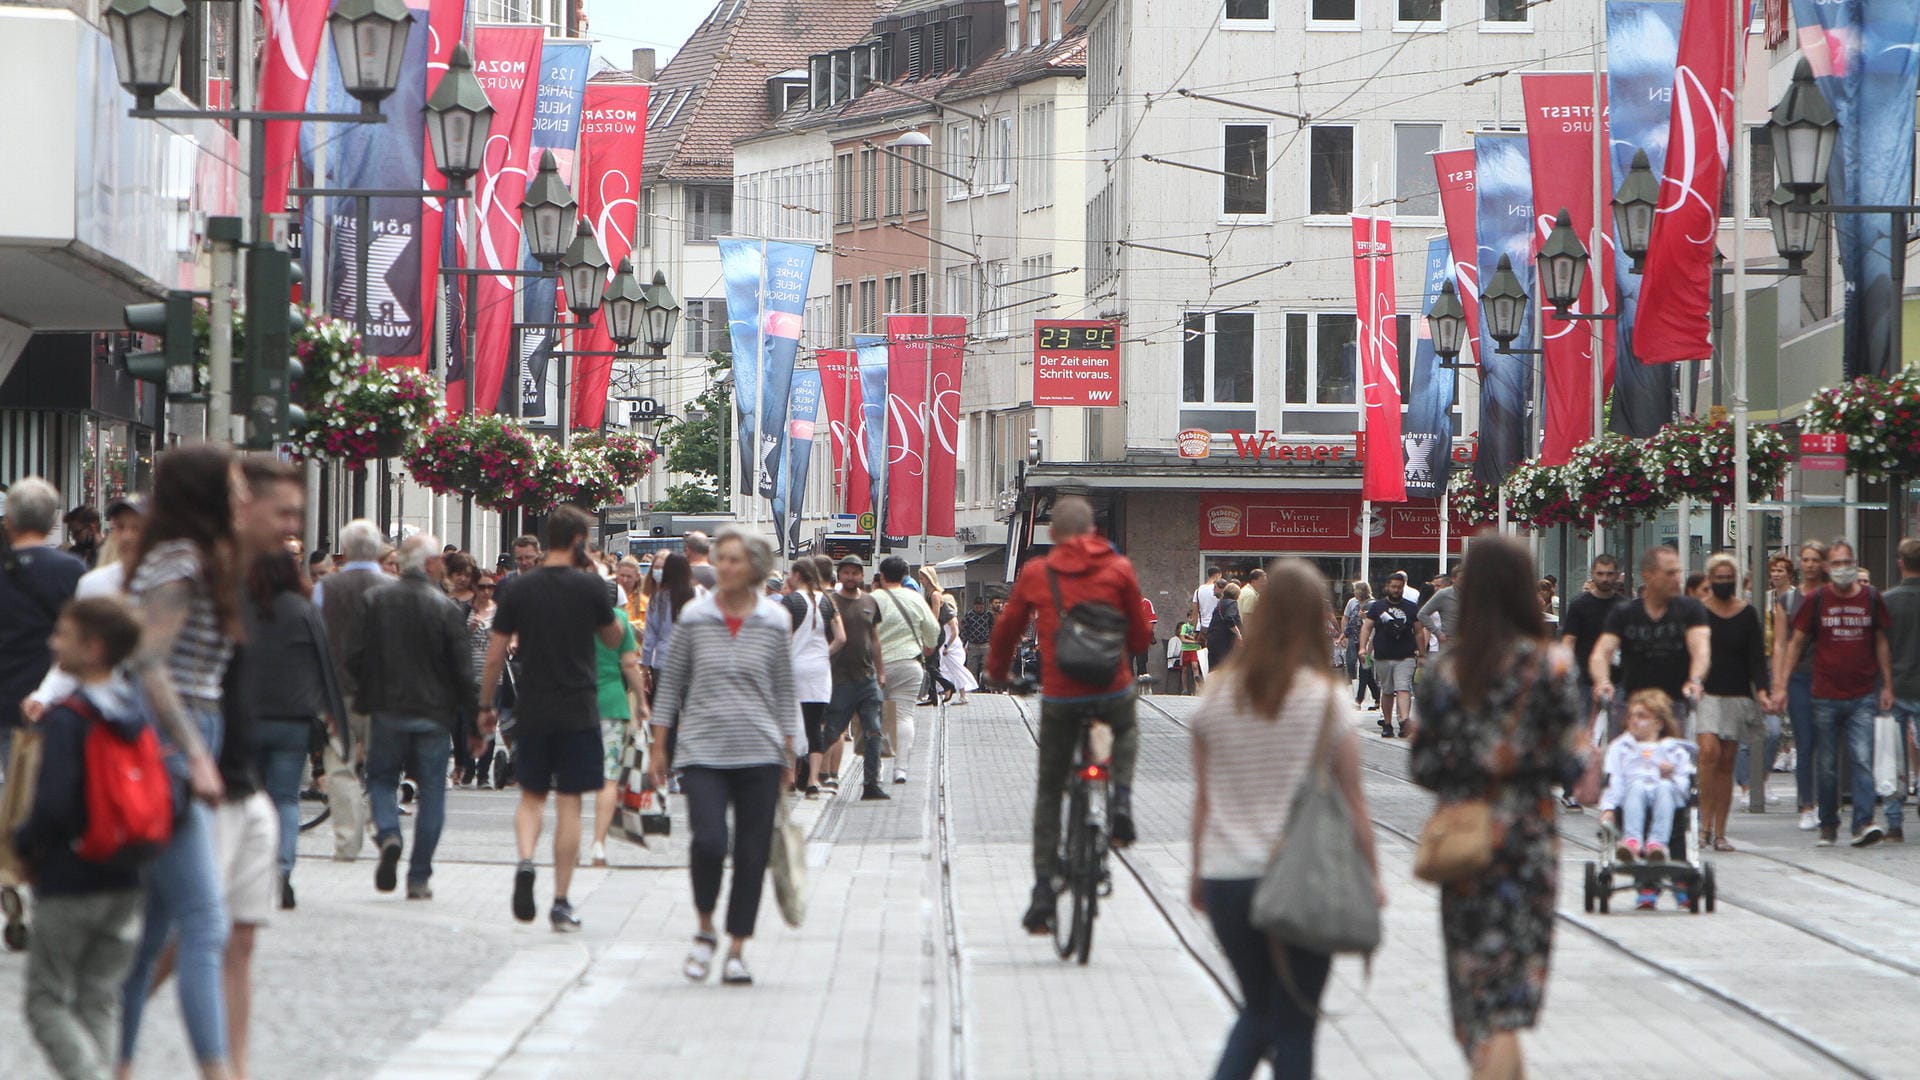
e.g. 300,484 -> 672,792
1046,566 -> 1129,685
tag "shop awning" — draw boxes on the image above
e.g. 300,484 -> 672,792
933,547 -> 997,590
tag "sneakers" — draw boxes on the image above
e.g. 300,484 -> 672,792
1020,881 -> 1056,935
1888,829 -> 1907,843
407,882 -> 433,901
1377,718 -> 1394,738
590,840 -> 608,868
1635,889 -> 1658,910
1643,842 -> 1669,863
805,784 -> 822,799
1851,824 -> 1885,848
279,875 -> 296,911
1560,794 -> 1583,812
1615,838 -> 1640,864
861,784 -> 891,801
512,860 -> 537,922
549,898 -> 581,933
1109,785 -> 1136,847
1799,809 -> 1819,831
375,837 -> 402,893
1817,825 -> 1838,847
721,955 -> 753,985
893,770 -> 908,785
685,933 -> 718,981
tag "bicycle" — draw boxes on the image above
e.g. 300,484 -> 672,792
1051,714 -> 1115,965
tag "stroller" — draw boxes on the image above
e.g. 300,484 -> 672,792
1581,739 -> 1717,914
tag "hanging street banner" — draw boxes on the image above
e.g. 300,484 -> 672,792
718,238 -> 816,509
569,82 -> 650,430
816,349 -> 869,513
1352,217 -> 1405,503
1432,149 -> 1483,368
1404,237 -> 1456,500
518,41 -> 592,422
1636,0 -> 1751,365
776,369 -> 822,557
301,0 -> 433,367
1605,0 -> 1684,436
855,334 -> 890,528
1033,320 -> 1121,406
1522,71 -> 1617,464
883,314 -> 966,539
1792,0 -> 1920,379
410,0 -> 467,374
1473,132 -> 1536,484
259,0 -> 329,221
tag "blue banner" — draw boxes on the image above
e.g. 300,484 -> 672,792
855,333 -> 889,530
1605,0 -> 1683,435
1474,132 -> 1535,484
519,41 -> 592,420
1791,0 -> 1920,379
300,0 -> 432,360
777,369 -> 821,557
719,238 -> 816,506
1404,236 -> 1456,499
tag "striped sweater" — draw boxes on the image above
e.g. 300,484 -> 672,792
650,593 -> 804,769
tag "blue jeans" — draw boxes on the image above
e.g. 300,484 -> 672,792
1618,780 -> 1678,847
366,715 -> 452,886
253,717 -> 313,880
1812,694 -> 1879,833
1788,671 -> 1815,807
1887,701 -> 1920,832
1201,878 -> 1329,1080
120,799 -> 229,1066
825,679 -> 884,787
1733,712 -> 1783,788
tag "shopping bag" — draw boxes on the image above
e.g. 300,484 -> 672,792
0,727 -> 44,887
769,795 -> 809,928
613,730 -> 670,847
1874,713 -> 1900,799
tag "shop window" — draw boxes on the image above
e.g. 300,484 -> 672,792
1180,310 -> 1257,430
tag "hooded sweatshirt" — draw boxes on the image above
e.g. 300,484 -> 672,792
986,534 -> 1154,700
12,677 -> 147,896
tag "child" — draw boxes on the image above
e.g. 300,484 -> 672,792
13,597 -> 148,1080
1599,689 -> 1694,909
1177,620 -> 1204,694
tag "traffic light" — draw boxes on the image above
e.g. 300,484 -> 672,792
123,291 -> 200,400
240,245 -> 307,449
1026,427 -> 1044,466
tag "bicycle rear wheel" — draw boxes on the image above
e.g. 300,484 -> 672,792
1072,820 -> 1098,965
1053,784 -> 1089,960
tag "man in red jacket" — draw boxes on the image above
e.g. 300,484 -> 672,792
986,496 -> 1152,934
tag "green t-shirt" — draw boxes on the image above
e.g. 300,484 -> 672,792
1178,622 -> 1203,652
595,609 -> 638,721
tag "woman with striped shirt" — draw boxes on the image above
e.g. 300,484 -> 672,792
1189,558 -> 1381,1080
648,529 -> 804,986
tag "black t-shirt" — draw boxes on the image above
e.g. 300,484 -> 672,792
1365,597 -> 1422,660
1561,591 -> 1628,680
828,590 -> 882,685
490,566 -> 616,732
0,544 -> 86,728
1602,595 -> 1709,698
782,591 -> 838,637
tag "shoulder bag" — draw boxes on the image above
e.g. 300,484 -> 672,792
768,793 -> 809,927
1250,686 -> 1382,957
1412,657 -> 1533,885
1045,566 -> 1130,686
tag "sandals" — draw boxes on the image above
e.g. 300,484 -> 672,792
721,955 -> 753,985
1713,836 -> 1736,852
684,933 -> 718,982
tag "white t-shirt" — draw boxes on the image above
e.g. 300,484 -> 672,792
1194,581 -> 1222,630
1191,671 -> 1344,879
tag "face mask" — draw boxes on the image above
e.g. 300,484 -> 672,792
1710,581 -> 1736,600
1830,565 -> 1860,588
651,565 -> 665,582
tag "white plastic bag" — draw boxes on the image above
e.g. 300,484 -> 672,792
1874,713 -> 1900,799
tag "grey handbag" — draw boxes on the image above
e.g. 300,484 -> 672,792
1250,689 -> 1382,957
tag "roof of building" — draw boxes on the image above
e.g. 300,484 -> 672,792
645,0 -> 892,183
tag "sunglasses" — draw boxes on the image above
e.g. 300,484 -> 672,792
477,583 -> 496,591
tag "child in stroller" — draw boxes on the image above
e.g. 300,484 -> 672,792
1594,689 -> 1709,912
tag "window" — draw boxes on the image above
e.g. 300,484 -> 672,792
1720,127 -> 1775,218
954,415 -> 968,507
639,188 -> 653,248
830,51 -> 850,104
1007,0 -> 1020,51
981,261 -> 1010,337
907,28 -> 924,78
1398,0 -> 1443,22
1223,124 -> 1269,215
877,35 -> 894,82
1181,311 -> 1257,429
1394,123 -> 1442,216
944,120 -> 974,199
1050,0 -> 1063,39
946,264 -> 974,315
736,175 -> 761,237
835,152 -> 854,225
1018,253 -> 1054,318
885,274 -> 903,318
1308,125 -> 1354,216
1311,0 -> 1355,20
835,282 -> 854,346
907,145 -> 929,212
1087,180 -> 1115,288
859,278 -> 878,334
885,153 -> 903,217
1029,2 -> 1042,45
1089,10 -> 1119,115
1485,0 -> 1529,23
909,271 -> 929,313
953,18 -> 971,69
1225,0 -> 1271,19
1020,101 -> 1055,211
683,298 -> 730,355
859,147 -> 878,221
967,413 -> 985,503
930,21 -> 947,73
810,55 -> 829,110
688,186 -> 732,241
989,114 -> 1014,189
1282,312 -> 1358,404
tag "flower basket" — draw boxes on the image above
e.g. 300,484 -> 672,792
405,415 -> 543,510
570,431 -> 657,487
1567,432 -> 1663,526
525,440 -> 622,512
1646,417 -> 1790,503
1503,460 -> 1583,531
1446,470 -> 1500,528
1805,369 -> 1920,482
297,360 -> 441,469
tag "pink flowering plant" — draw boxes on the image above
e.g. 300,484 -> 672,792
406,415 -> 544,510
570,431 -> 657,487
296,358 -> 441,469
1446,470 -> 1500,528
1566,432 -> 1662,526
524,440 -> 622,512
1805,370 -> 1920,482
1645,417 -> 1789,503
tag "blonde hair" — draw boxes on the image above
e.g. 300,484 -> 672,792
1705,552 -> 1739,579
1627,688 -> 1682,739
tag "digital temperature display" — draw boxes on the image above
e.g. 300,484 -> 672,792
1033,319 -> 1122,408
1035,324 -> 1117,352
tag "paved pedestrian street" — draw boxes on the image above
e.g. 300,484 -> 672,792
12,693 -> 1920,1078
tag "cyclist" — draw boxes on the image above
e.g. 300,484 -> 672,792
985,496 -> 1153,935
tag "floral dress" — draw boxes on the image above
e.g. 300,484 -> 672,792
1409,640 -> 1586,1054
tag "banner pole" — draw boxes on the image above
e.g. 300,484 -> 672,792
752,237 -> 767,527
922,309 -> 933,563
1590,28 -> 1607,572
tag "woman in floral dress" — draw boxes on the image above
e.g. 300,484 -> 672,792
1409,536 -> 1598,1079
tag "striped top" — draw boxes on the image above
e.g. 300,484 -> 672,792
650,593 -> 804,769
1190,669 -> 1345,880
128,540 -> 233,705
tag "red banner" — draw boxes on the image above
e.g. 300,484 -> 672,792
1199,492 -> 1464,554
1432,149 -> 1482,368
1636,0 -> 1748,364
258,0 -> 330,220
405,0 -> 467,373
883,314 -> 966,537
817,350 -> 868,512
567,83 -> 651,429
452,26 -> 543,414
1352,217 -> 1405,503
1522,72 -> 1618,464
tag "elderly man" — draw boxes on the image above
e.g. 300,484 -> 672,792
683,530 -> 718,590
313,520 -> 389,860
349,535 -> 476,899
0,478 -> 86,779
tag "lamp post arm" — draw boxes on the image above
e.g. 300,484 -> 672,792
862,140 -> 972,186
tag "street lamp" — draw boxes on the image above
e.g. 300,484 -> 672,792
520,150 -> 578,267
424,43 -> 493,191
1613,148 -> 1661,275
1426,278 -> 1469,367
104,0 -> 188,110
1768,186 -> 1824,269
328,0 -> 415,110
1537,208 -> 1589,316
1769,57 -> 1839,196
641,270 -> 683,360
890,130 -> 934,149
601,259 -> 645,350
1480,255 -> 1530,347
559,219 -> 609,319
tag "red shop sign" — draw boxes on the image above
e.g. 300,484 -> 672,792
1199,491 -> 1465,554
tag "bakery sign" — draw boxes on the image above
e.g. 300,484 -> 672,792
1200,492 -> 1465,554
1178,428 -> 1476,464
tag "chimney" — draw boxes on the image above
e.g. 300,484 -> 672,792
632,48 -> 656,81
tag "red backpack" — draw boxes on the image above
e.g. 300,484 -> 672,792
63,695 -> 174,864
